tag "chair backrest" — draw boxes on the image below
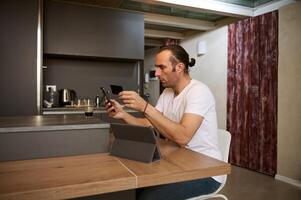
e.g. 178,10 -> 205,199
217,129 -> 231,162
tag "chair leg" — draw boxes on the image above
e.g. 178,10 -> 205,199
214,194 -> 228,200
197,194 -> 228,200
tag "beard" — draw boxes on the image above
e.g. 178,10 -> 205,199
160,81 -> 170,88
160,77 -> 177,88
159,69 -> 178,88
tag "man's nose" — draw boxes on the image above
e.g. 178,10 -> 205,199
155,68 -> 161,77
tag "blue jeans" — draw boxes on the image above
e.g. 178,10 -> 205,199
136,177 -> 221,200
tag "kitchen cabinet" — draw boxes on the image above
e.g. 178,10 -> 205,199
44,0 -> 144,60
0,0 -> 39,116
0,115 -> 110,161
0,0 -> 145,117
43,1 -> 144,107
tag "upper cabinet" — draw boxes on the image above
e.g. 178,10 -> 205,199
0,0 -> 39,116
44,1 -> 144,60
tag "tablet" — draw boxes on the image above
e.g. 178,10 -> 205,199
110,123 -> 161,163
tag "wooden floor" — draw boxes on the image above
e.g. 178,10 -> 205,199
220,165 -> 301,200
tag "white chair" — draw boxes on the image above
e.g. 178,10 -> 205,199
187,129 -> 231,200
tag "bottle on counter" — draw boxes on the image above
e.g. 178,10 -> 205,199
95,94 -> 100,107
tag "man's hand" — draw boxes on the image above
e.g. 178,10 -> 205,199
104,94 -> 152,127
118,91 -> 147,112
105,99 -> 125,119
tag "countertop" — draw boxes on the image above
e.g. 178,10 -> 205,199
0,114 -> 110,133
42,107 -> 138,115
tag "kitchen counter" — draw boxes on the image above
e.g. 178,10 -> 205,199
42,107 -> 138,115
0,114 -> 112,161
0,114 -> 109,133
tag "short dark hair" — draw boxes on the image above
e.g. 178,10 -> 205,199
157,45 -> 195,73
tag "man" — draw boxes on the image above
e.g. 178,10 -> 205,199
106,45 -> 223,200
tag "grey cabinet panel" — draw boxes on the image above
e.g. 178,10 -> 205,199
44,1 -> 144,60
0,128 -> 110,161
0,0 -> 38,116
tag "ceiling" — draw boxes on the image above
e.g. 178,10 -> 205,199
56,0 -> 295,48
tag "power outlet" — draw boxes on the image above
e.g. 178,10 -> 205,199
46,85 -> 56,92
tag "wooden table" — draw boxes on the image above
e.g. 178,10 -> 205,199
0,140 -> 231,200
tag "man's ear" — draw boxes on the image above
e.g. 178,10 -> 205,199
176,63 -> 185,72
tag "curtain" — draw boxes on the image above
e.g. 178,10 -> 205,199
227,11 -> 278,176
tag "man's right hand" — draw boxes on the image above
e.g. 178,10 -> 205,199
105,99 -> 125,119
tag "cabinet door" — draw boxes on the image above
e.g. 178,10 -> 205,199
44,1 -> 144,60
0,0 -> 38,116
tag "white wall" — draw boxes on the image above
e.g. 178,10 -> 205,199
144,47 -> 160,106
278,1 -> 301,183
181,26 -> 228,129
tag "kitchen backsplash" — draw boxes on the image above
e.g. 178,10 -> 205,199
43,57 -> 140,106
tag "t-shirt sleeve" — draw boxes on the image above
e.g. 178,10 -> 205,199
185,85 -> 215,117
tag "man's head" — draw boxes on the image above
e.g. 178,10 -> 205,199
155,45 -> 195,88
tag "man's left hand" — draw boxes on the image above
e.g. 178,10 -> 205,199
118,91 -> 147,112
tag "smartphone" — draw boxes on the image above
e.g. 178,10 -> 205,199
110,85 -> 123,95
101,87 -> 111,103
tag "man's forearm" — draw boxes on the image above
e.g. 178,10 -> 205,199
122,111 -> 151,127
143,105 -> 191,145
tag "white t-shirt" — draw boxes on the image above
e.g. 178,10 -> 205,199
155,79 -> 224,183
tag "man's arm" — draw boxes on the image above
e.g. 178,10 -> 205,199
118,91 -> 203,146
121,111 -> 152,127
144,104 -> 203,146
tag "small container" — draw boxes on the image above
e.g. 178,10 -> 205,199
84,106 -> 94,117
77,99 -> 81,107
84,99 -> 94,117
95,94 -> 100,107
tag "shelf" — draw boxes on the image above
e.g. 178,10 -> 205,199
43,53 -> 143,63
